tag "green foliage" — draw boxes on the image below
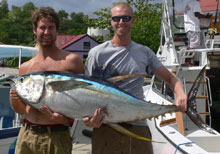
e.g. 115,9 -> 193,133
0,2 -> 36,45
0,1 -> 89,45
58,10 -> 68,20
0,0 -> 162,54
131,2 -> 162,52
58,11 -> 88,34
0,0 -> 9,19
0,1 -> 90,66
91,8 -> 112,30
6,57 -> 31,68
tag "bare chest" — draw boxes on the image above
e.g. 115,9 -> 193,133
30,60 -> 67,72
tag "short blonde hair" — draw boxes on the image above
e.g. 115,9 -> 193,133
111,2 -> 133,16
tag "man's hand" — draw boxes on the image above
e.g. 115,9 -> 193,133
40,105 -> 70,125
206,13 -> 212,18
83,108 -> 105,128
175,93 -> 187,112
10,89 -> 20,104
9,89 -> 26,114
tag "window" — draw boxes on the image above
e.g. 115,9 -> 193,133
83,55 -> 88,64
83,42 -> 91,49
152,76 -> 174,101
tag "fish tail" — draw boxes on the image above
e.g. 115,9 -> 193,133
108,123 -> 166,143
186,65 -> 216,134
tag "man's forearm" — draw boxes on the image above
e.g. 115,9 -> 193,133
195,12 -> 211,19
173,80 -> 185,96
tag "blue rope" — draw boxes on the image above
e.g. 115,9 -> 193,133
174,142 -> 194,154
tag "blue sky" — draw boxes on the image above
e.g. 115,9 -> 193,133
7,0 -> 126,16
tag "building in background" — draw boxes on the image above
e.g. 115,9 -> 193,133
87,27 -> 110,41
55,34 -> 99,63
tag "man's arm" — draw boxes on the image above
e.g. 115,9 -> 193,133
195,12 -> 212,19
9,63 -> 29,115
69,53 -> 84,74
153,66 -> 187,112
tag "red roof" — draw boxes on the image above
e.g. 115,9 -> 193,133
200,0 -> 220,12
56,34 -> 87,49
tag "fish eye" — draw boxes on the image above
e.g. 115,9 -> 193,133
19,77 -> 24,83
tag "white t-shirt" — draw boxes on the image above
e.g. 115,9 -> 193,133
184,0 -> 201,32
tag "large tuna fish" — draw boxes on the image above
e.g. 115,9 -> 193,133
1,65 -> 215,136
8,72 -> 178,123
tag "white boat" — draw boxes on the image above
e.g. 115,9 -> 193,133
143,0 -> 220,153
0,45 -> 38,154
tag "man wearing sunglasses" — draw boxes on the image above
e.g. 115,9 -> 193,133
84,2 -> 187,154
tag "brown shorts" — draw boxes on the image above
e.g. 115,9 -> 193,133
15,124 -> 72,154
92,124 -> 153,154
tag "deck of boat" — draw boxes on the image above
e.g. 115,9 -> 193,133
71,121 -> 92,154
0,67 -> 18,75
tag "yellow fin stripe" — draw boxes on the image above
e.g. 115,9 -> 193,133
108,124 -> 165,144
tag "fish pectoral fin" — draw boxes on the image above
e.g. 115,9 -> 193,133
47,79 -> 91,91
107,123 -> 165,143
106,74 -> 149,84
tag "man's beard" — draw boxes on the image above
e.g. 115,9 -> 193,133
38,36 -> 56,48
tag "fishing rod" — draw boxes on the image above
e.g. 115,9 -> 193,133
210,0 -> 220,39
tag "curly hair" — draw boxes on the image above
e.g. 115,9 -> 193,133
32,7 -> 59,31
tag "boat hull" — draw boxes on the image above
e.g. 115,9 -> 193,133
144,85 -> 220,154
0,127 -> 20,154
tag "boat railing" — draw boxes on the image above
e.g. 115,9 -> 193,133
178,47 -> 220,53
204,76 -> 213,126
176,47 -> 220,75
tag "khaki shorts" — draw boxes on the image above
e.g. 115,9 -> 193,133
92,124 -> 153,154
15,124 -> 72,154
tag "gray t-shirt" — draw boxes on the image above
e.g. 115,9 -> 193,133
85,40 -> 162,98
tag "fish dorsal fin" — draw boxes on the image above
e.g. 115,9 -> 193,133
47,79 -> 91,92
106,74 -> 149,84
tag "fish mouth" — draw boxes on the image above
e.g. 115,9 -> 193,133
0,74 -> 13,82
0,75 -> 15,87
9,80 -> 16,90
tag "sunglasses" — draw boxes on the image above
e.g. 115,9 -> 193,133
111,16 -> 132,22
